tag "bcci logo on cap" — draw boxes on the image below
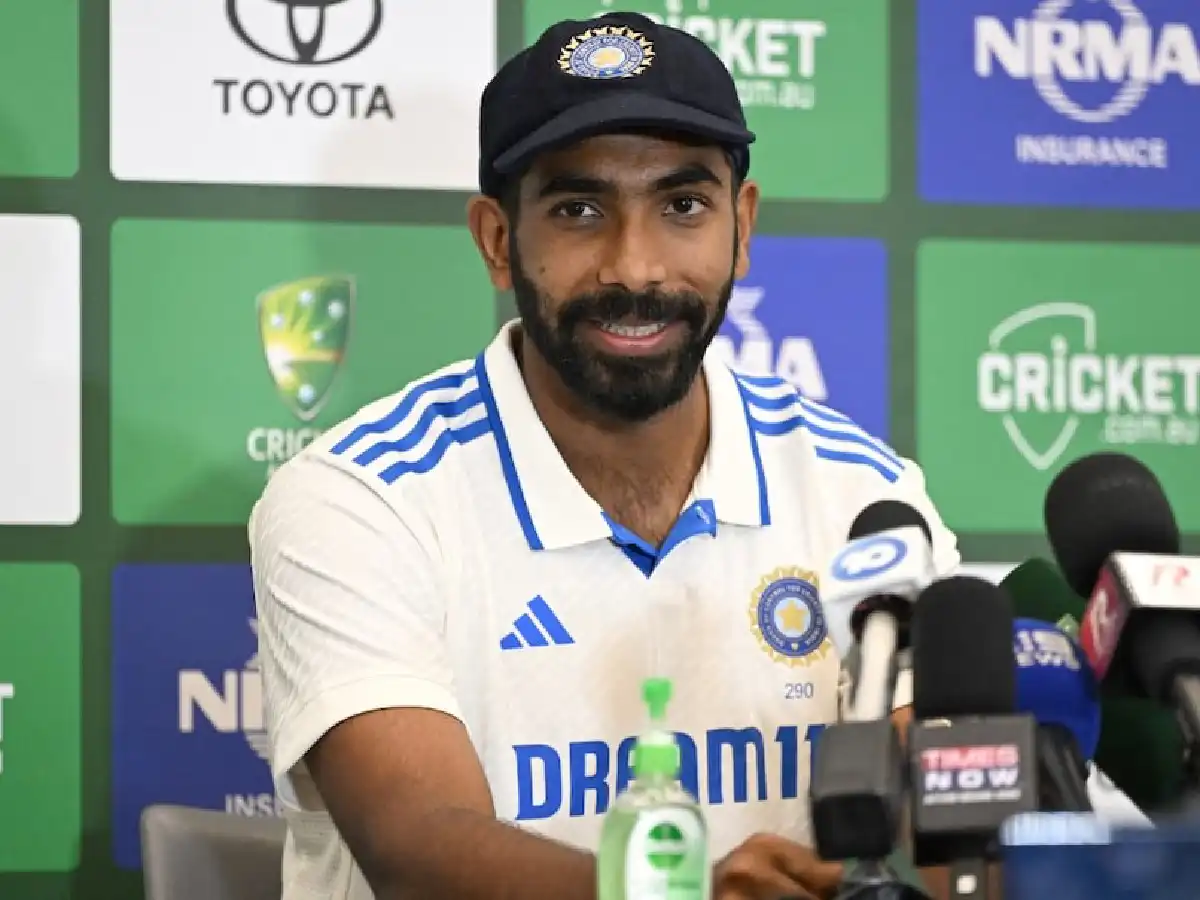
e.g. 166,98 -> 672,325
978,302 -> 1200,470
249,275 -> 353,478
748,566 -> 830,667
226,0 -> 383,66
831,536 -> 908,582
560,25 -> 655,79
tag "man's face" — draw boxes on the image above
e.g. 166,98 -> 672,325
507,134 -> 752,422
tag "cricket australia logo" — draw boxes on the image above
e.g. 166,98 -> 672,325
257,275 -> 353,422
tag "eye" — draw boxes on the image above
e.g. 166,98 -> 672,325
551,200 -> 601,219
666,195 -> 709,216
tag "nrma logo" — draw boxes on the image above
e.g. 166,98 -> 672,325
710,286 -> 827,401
178,619 -> 280,816
976,0 -> 1199,125
513,723 -> 826,820
977,303 -> 1200,469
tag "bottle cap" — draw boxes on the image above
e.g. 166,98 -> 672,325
634,678 -> 680,778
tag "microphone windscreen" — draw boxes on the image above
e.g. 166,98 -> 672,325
849,499 -> 931,544
1043,452 -> 1179,596
912,575 -> 1015,719
1095,696 -> 1184,812
1013,617 -> 1101,759
1001,558 -> 1085,625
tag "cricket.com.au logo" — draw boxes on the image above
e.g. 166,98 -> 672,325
977,302 -> 1200,470
595,0 -> 829,110
217,0 -> 395,121
975,0 -> 1199,169
249,275 -> 354,479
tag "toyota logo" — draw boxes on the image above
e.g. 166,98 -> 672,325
227,0 -> 383,66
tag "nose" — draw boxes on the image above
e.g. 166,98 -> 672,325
596,217 -> 668,293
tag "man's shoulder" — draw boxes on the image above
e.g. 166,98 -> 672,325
267,356 -> 492,507
726,370 -> 906,487
721,370 -> 963,571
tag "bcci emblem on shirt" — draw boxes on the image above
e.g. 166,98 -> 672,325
749,566 -> 831,666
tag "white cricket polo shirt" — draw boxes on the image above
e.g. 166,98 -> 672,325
250,320 -> 960,900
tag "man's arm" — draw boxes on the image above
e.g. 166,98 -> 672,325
251,456 -> 595,900
306,708 -> 594,900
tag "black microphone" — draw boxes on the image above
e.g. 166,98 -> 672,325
1043,452 -> 1200,788
908,577 -> 1040,900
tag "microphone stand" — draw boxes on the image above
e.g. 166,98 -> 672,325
833,858 -> 932,900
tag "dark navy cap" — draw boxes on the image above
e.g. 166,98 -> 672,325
478,12 -> 755,197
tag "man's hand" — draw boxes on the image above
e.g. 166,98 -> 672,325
715,833 -> 844,900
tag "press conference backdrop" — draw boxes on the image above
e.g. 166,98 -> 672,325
0,0 -> 1197,896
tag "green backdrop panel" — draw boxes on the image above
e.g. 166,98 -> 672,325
916,239 -> 1200,532
0,0 -> 79,178
522,0 -> 888,201
0,564 -> 81,873
111,218 -> 495,525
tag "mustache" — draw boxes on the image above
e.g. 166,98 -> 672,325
556,288 -> 708,330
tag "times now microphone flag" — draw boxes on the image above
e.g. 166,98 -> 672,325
1080,554 -> 1200,679
920,744 -> 1022,804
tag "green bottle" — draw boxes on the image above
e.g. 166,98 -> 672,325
598,678 -> 709,900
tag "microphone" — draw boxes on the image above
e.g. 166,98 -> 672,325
823,500 -> 935,721
1013,617 -> 1097,812
908,576 -> 1039,900
999,558 -> 1184,813
1043,452 -> 1200,786
1000,558 -> 1083,634
811,502 -> 933,862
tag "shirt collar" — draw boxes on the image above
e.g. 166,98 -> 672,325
477,321 -> 769,551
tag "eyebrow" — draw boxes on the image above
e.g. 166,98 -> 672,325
535,162 -> 725,200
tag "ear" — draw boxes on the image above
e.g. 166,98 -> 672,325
733,180 -> 760,281
466,195 -> 513,292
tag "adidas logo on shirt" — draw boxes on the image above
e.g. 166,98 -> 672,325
500,596 -> 574,650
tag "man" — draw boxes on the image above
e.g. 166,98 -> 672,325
250,12 -> 960,900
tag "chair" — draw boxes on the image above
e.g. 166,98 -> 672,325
141,804 -> 286,900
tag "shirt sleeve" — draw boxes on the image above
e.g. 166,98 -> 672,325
249,453 -> 461,790
889,456 -> 961,578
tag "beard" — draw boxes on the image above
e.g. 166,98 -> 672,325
510,242 -> 734,423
